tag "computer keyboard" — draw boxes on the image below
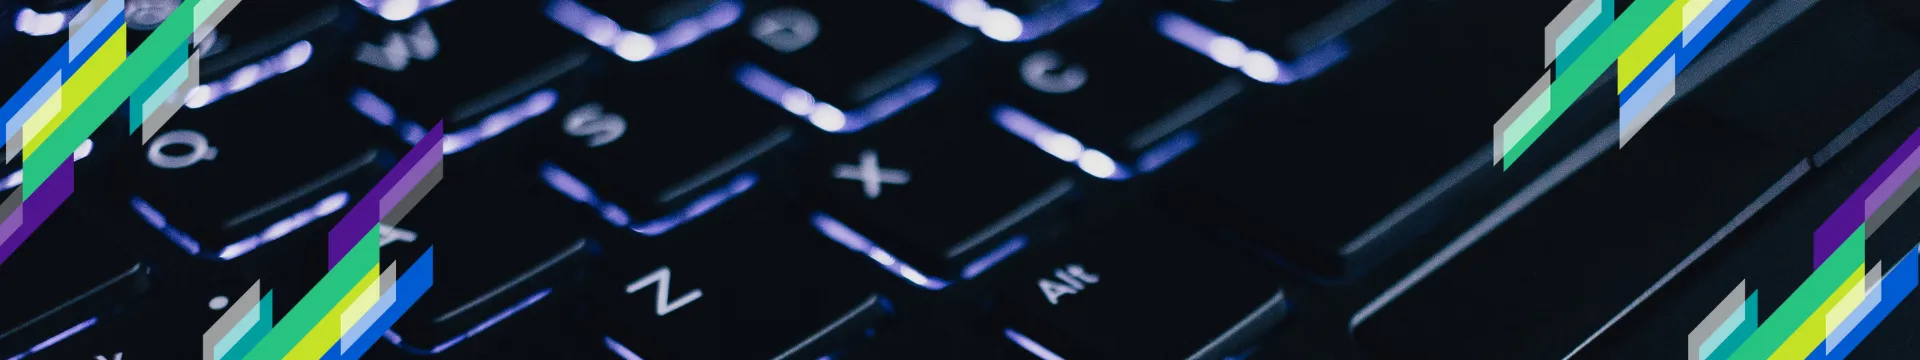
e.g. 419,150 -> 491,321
2,0 -> 1919,359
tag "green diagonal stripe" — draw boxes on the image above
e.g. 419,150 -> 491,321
240,229 -> 381,360
1504,0 -> 1675,169
221,291 -> 273,360
1724,225 -> 1867,359
22,0 -> 206,195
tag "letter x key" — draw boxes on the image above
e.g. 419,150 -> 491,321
833,149 -> 910,199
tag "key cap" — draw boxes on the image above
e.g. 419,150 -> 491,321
914,0 -> 1101,42
0,2 -> 68,83
798,92 -> 1080,282
86,0 -> 382,264
348,0 -> 454,22
1691,1 -> 1920,159
1348,103 -> 1808,359
592,196 -> 895,360
1145,0 -> 1625,280
734,0 -> 971,133
979,2 -> 1246,181
0,209 -> 149,359
346,0 -> 595,156
545,0 -> 744,63
1157,0 -> 1379,63
104,102 -> 394,263
534,32 -> 798,239
378,166 -> 604,357
1555,73 -> 1920,360
173,0 -> 355,110
988,205 -> 1289,359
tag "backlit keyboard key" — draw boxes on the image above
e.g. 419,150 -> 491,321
798,93 -> 1079,282
734,0 -> 970,133
592,193 -> 894,359
990,205 -> 1289,359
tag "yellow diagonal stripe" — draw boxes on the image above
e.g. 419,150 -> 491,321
1823,270 -> 1872,337
1617,0 -> 1688,93
25,24 -> 128,159
1770,265 -> 1866,359
285,266 -> 381,359
338,267 -> 386,337
21,92 -> 62,156
1681,0 -> 1715,27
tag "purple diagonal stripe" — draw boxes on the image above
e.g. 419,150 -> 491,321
1814,126 -> 1920,268
0,158 -> 75,267
329,122 -> 445,268
1864,148 -> 1920,217
380,141 -> 443,219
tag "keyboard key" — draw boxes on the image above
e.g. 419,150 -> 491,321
989,205 -> 1288,359
914,0 -> 1101,42
346,0 -> 596,155
1554,71 -> 1920,360
592,195 -> 894,359
0,210 -> 148,359
1348,104 -> 1807,359
536,36 -> 798,238
1691,1 -> 1920,158
798,93 -> 1080,282
734,0 -> 970,133
90,0 -> 371,264
1157,0 -> 1374,62
105,102 -> 394,262
1145,0 -> 1620,280
187,0 -> 354,107
980,2 -> 1244,180
379,167 -> 604,357
0,4 -> 68,87
545,0 -> 744,62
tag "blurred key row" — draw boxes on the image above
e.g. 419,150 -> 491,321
2,0 -> 1916,359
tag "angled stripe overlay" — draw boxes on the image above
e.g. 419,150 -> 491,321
0,0 -> 238,268
1492,0 -> 1751,168
203,123 -> 446,360
1701,124 -> 1920,359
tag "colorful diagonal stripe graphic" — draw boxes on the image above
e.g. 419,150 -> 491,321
0,0 -> 234,267
1493,0 -> 1751,168
1686,125 -> 1920,360
203,123 -> 445,360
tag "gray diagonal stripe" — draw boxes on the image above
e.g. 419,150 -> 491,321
202,280 -> 264,360
195,0 -> 246,46
379,161 -> 444,228
1863,162 -> 1920,240
1493,72 -> 1553,163
1685,281 -> 1746,360
1618,74 -> 1674,146
0,190 -> 25,250
1544,0 -> 1599,67
68,0 -> 113,52
143,50 -> 198,143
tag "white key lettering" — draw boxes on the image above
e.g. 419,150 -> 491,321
626,266 -> 703,316
563,103 -> 628,147
356,20 -> 439,72
1021,50 -> 1087,94
147,130 -> 218,169
831,149 -> 910,199
1040,263 -> 1098,305
752,7 -> 819,53
378,225 -> 418,247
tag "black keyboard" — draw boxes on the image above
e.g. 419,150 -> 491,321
2,0 -> 1919,359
